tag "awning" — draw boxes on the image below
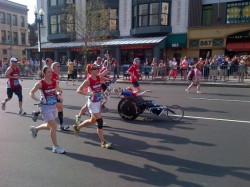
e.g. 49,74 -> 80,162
166,33 -> 187,48
26,36 -> 167,50
226,42 -> 250,51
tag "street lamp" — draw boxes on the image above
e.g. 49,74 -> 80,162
34,8 -> 44,70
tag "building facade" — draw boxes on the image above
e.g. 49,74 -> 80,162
188,0 -> 250,59
0,0 -> 29,60
29,0 -> 188,64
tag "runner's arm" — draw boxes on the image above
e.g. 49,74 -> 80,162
29,82 -> 42,102
76,79 -> 93,96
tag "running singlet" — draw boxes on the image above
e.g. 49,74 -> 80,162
7,67 -> 21,88
40,79 -> 57,105
88,76 -> 102,102
127,64 -> 140,83
52,71 -> 59,81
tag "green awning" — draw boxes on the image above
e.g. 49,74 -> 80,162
166,33 -> 187,48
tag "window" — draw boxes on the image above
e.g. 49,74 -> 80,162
149,3 -> 159,25
6,14 -> 11,25
109,9 -> 117,31
58,14 -> 66,33
139,4 -> 148,26
202,5 -> 212,26
189,40 -> 199,48
21,33 -> 26,45
161,2 -> 169,25
7,31 -> 11,44
13,32 -> 18,45
227,1 -> 250,24
50,15 -> 57,34
13,15 -> 17,26
0,12 -> 5,24
1,30 -> 6,43
213,39 -> 224,47
21,16 -> 25,27
50,0 -> 57,6
58,0 -> 65,5
133,1 -> 169,28
3,49 -> 7,54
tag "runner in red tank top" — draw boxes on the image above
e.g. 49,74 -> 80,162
73,63 -> 112,149
1,57 -> 26,115
29,66 -> 65,154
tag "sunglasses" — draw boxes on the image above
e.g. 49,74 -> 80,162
92,67 -> 100,70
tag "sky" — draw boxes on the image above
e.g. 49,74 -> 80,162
9,0 -> 37,24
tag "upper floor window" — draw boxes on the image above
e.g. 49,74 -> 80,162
202,5 -> 212,26
13,15 -> 17,26
21,33 -> 26,45
0,12 -> 5,24
58,0 -> 65,5
50,14 -> 74,34
13,32 -> 18,45
133,1 -> 170,28
227,1 -> 250,24
50,0 -> 57,6
109,9 -> 118,31
1,30 -> 6,43
6,14 -> 11,25
21,16 -> 25,27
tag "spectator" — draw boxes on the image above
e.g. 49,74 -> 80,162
112,58 -> 119,79
158,60 -> 167,80
151,57 -> 158,80
180,57 -> 188,80
238,56 -> 247,83
169,58 -> 178,80
209,56 -> 218,81
219,57 -> 229,82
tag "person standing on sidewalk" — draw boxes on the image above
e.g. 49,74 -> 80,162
127,58 -> 142,93
1,57 -> 26,115
73,64 -> 112,149
29,66 -> 65,154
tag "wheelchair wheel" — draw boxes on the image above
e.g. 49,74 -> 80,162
166,105 -> 184,121
118,97 -> 140,120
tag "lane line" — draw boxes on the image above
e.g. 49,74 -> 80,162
184,115 -> 250,124
187,97 -> 250,103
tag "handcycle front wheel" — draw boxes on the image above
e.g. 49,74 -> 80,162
159,105 -> 184,121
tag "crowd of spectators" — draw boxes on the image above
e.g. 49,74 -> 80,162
141,55 -> 250,82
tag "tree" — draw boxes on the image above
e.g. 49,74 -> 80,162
66,0 -> 112,68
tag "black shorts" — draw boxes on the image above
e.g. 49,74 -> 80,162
7,87 -> 23,102
132,81 -> 140,88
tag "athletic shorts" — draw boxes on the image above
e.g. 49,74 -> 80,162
87,99 -> 101,114
7,87 -> 23,102
132,81 -> 140,88
41,105 -> 57,122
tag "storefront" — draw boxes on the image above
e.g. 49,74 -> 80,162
187,25 -> 250,59
26,36 -> 167,65
165,33 -> 187,60
226,30 -> 250,57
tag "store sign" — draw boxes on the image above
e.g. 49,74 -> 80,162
227,30 -> 250,41
199,39 -> 213,48
172,43 -> 179,47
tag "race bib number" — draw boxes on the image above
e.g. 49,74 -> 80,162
14,79 -> 20,86
89,92 -> 103,102
46,96 -> 57,105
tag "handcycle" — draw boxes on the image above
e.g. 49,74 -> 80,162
116,89 -> 184,121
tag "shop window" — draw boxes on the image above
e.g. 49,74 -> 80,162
189,40 -> 199,48
213,39 -> 224,47
227,1 -> 250,24
202,5 -> 212,26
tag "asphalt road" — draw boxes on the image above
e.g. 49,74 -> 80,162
0,79 -> 250,187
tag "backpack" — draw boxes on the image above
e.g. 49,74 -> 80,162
187,69 -> 194,80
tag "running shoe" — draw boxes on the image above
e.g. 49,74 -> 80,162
30,126 -> 38,138
31,111 -> 39,122
52,145 -> 65,154
185,89 -> 189,93
18,109 -> 26,115
60,124 -> 69,131
101,141 -> 112,149
1,102 -> 5,110
197,91 -> 202,94
75,115 -> 81,125
72,125 -> 79,136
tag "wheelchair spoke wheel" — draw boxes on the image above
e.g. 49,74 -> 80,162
166,105 -> 184,121
118,97 -> 140,120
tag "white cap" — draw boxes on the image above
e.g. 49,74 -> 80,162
10,57 -> 18,62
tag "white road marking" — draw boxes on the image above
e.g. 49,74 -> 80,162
184,115 -> 250,124
187,97 -> 250,103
